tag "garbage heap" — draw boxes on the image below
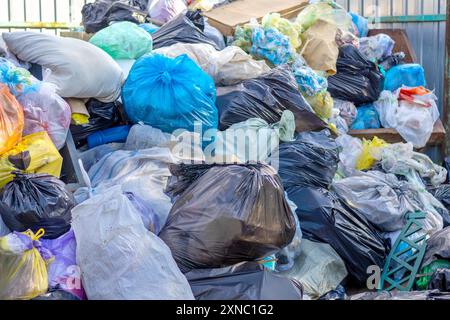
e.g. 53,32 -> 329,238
0,0 -> 449,301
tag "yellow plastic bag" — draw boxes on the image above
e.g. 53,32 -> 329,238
0,131 -> 62,187
306,91 -> 334,121
356,136 -> 389,171
0,229 -> 53,300
262,13 -> 303,50
0,85 -> 24,155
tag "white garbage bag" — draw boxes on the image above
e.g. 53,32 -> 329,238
72,186 -> 194,300
3,32 -> 124,102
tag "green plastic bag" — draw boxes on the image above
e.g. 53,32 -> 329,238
89,21 -> 153,60
416,259 -> 450,290
295,1 -> 353,32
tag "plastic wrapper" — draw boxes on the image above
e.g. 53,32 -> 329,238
351,104 -> 381,130
305,91 -> 334,121
0,229 -> 53,300
148,0 -> 187,23
160,164 -> 296,272
350,12 -> 368,37
0,131 -> 63,188
3,32 -> 124,103
89,21 -> 153,60
0,85 -> 24,155
359,34 -> 395,62
333,99 -> 357,126
72,186 -> 194,300
185,262 -> 303,300
261,13 -> 303,50
216,65 -> 327,133
207,110 -> 295,164
271,130 -> 339,191
279,239 -> 348,300
82,0 -> 149,33
41,230 -> 86,300
152,10 -> 220,50
328,44 -> 384,104
123,53 -> 218,135
295,1 -> 353,32
300,19 -> 339,75
0,173 -> 74,239
154,43 -> 270,86
331,171 -> 425,232
288,186 -> 390,285
384,63 -> 426,91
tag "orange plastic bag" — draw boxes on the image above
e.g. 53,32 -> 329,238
0,85 -> 24,155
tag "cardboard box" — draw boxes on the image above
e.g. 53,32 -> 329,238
204,0 -> 309,36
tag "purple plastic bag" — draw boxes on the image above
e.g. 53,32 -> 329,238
148,0 -> 187,23
41,230 -> 86,300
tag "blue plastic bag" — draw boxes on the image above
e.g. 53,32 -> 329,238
139,23 -> 160,35
122,54 -> 218,135
351,104 -> 381,130
384,64 -> 426,91
350,12 -> 369,38
250,27 -> 294,66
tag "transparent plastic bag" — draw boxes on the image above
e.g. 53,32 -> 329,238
295,1 -> 353,32
359,34 -> 395,62
355,136 -> 388,171
0,229 -> 53,300
333,99 -> 357,126
336,134 -> 363,177
89,21 -> 153,60
0,85 -> 24,155
262,13 -> 303,50
373,90 -> 398,128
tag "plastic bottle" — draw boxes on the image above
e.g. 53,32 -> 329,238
87,125 -> 131,149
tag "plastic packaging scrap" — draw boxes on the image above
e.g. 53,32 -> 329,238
299,19 -> 339,75
384,63 -> 426,92
185,262 -> 303,300
333,99 -> 357,126
350,104 -> 381,130
71,186 -> 194,300
40,230 -> 86,300
261,13 -> 303,50
328,45 -> 384,104
3,32 -> 124,102
288,186 -> 389,284
89,21 -> 153,60
70,99 -> 123,148
160,164 -> 296,272
139,22 -> 160,34
0,131 -> 63,188
350,12 -> 368,37
355,136 -> 388,171
154,43 -> 271,86
0,85 -> 24,155
78,147 -> 178,229
295,1 -> 353,33
279,239 -> 348,300
359,34 -> 395,62
81,0 -> 149,34
0,229 -> 53,300
250,26 -> 294,66
332,170 -> 421,232
152,10 -> 221,50
0,173 -> 74,239
147,0 -> 187,23
122,53 -> 218,135
207,110 -> 295,164
216,66 -> 327,133
271,130 -> 340,191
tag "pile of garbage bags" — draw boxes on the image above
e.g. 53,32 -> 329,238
0,0 -> 448,301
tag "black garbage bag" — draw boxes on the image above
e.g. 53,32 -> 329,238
160,164 -> 296,273
152,11 -> 221,50
81,0 -> 148,33
421,227 -> 450,268
0,173 -> 75,239
216,65 -> 327,132
271,130 -> 339,191
328,45 -> 384,105
427,186 -> 450,227
288,186 -> 389,285
70,98 -> 123,148
428,269 -> 450,292
185,262 -> 303,300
